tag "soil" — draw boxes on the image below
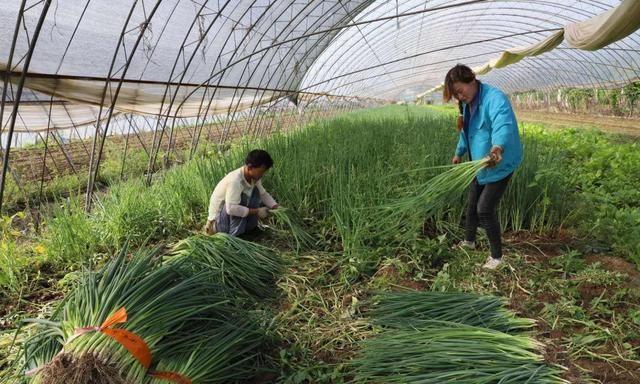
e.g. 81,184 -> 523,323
516,110 -> 640,139
373,263 -> 428,291
573,359 -> 640,384
583,255 -> 640,288
396,279 -> 428,290
506,234 -> 640,383
504,229 -> 576,259
540,334 -> 640,383
374,263 -> 401,282
249,372 -> 279,384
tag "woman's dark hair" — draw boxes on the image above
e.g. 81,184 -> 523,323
443,64 -> 476,132
245,149 -> 274,169
443,64 -> 476,102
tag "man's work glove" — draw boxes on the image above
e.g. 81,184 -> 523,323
486,146 -> 503,167
257,207 -> 271,219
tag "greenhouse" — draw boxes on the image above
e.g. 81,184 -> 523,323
1,0 -> 639,383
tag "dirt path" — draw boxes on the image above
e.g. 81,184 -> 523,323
516,110 -> 640,139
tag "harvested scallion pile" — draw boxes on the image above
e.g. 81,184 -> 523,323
350,321 -> 568,384
168,233 -> 284,299
349,290 -> 567,384
148,316 -> 267,384
368,291 -> 535,333
14,246 -> 264,384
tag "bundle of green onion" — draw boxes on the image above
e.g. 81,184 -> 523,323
349,291 -> 567,384
268,207 -> 315,251
350,321 -> 568,384
12,246 -> 267,384
168,233 -> 284,299
367,291 -> 535,333
148,316 -> 267,384
377,159 -> 488,240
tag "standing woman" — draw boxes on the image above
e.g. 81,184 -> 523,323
444,64 -> 522,269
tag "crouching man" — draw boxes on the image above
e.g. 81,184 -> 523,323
205,149 -> 278,236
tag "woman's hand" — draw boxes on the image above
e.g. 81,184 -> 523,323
487,146 -> 503,167
452,155 -> 461,165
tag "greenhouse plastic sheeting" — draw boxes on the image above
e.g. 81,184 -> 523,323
565,0 -> 640,50
301,0 -> 640,100
489,31 -> 565,70
0,102 -> 106,133
415,0 -> 640,97
1,0 -> 374,131
2,72 -> 285,118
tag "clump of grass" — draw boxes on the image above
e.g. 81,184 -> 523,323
0,213 -> 30,297
92,180 -> 165,251
153,159 -> 211,232
42,198 -> 99,266
500,129 -> 571,233
0,235 -> 26,297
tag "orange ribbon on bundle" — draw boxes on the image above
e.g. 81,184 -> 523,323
73,307 -> 152,369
